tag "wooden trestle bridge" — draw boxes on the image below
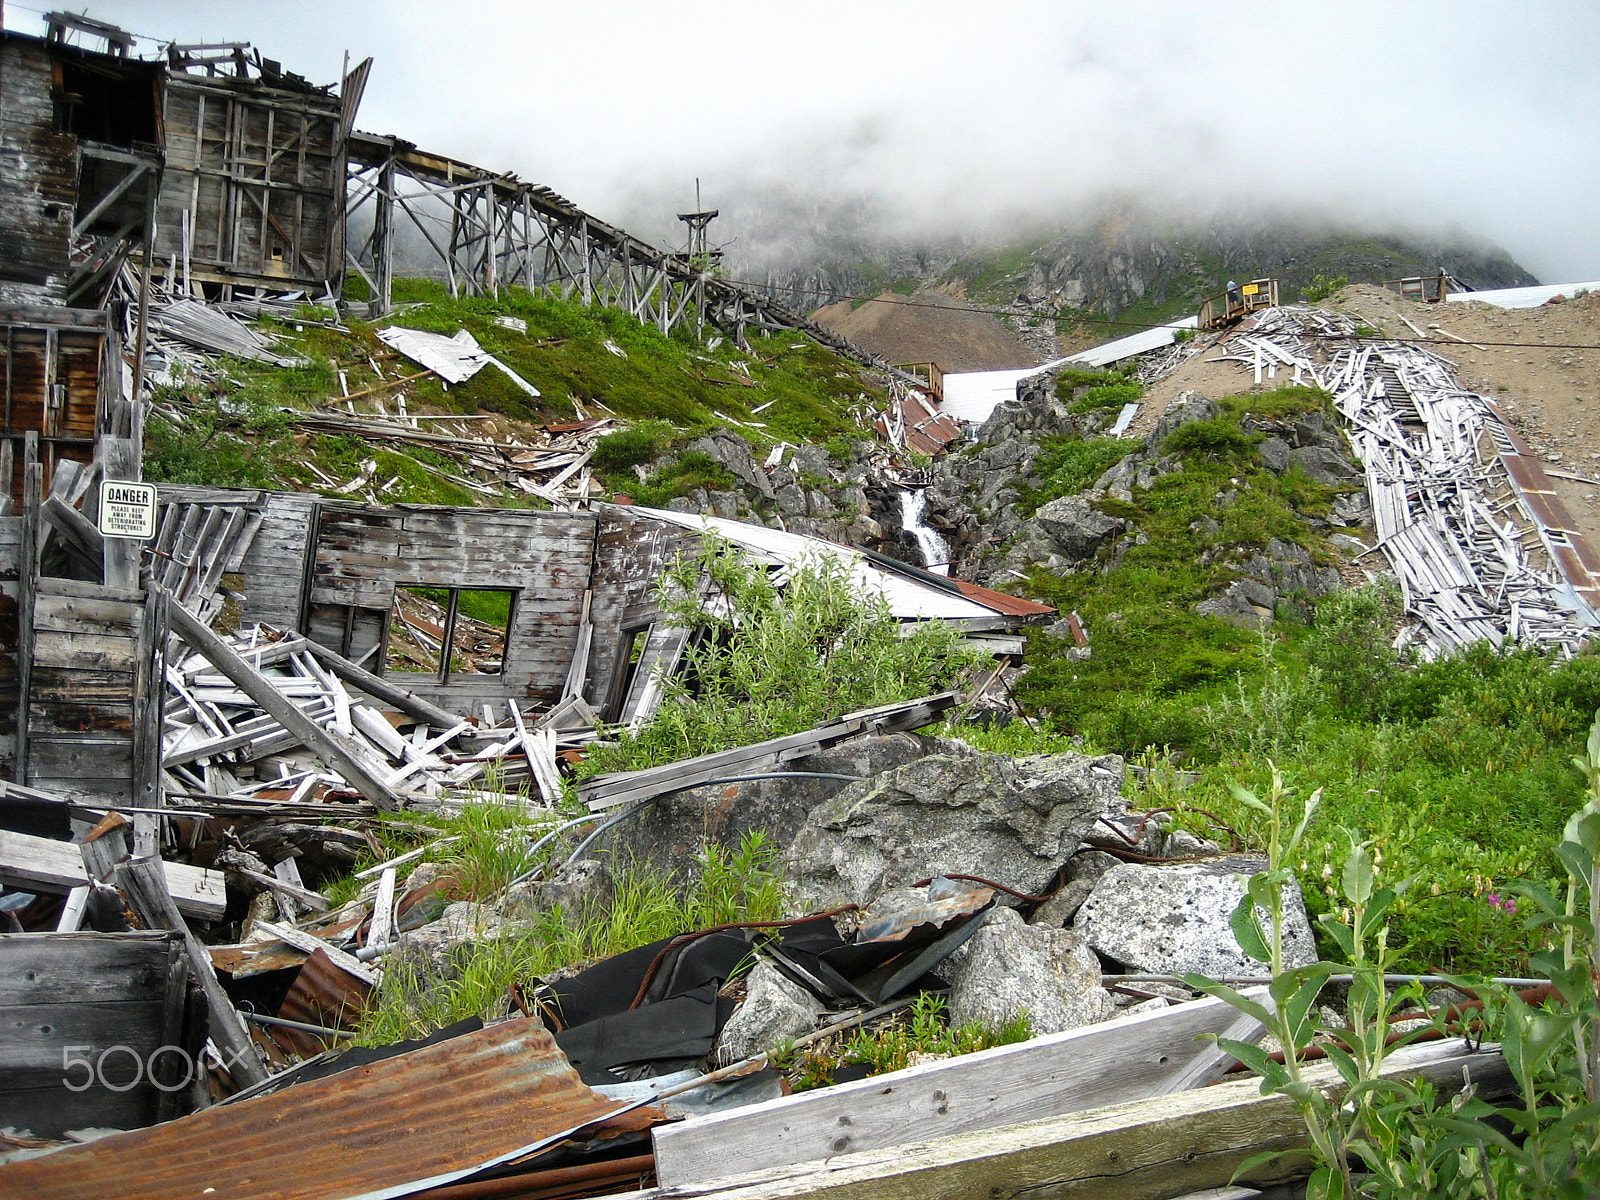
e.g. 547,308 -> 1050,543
342,132 -> 912,377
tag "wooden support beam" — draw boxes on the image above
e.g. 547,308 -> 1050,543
295,636 -> 466,729
640,1041 -> 1512,1200
116,855 -> 269,1087
162,594 -> 406,811
578,692 -> 957,811
653,992 -> 1270,1187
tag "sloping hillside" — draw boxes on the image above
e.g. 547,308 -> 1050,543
811,291 -> 1039,371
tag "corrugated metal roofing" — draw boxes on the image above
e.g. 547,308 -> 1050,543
1446,281 -> 1600,310
376,326 -> 489,384
629,507 -> 1003,621
951,579 -> 1055,618
0,1018 -> 639,1200
938,367 -> 1039,424
1059,316 -> 1199,369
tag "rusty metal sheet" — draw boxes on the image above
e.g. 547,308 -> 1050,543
1502,454 -> 1555,495
0,1018 -> 644,1200
951,578 -> 1055,618
1520,491 -> 1565,530
211,939 -> 311,978
1553,545 -> 1590,587
1574,535 -> 1600,578
269,947 -> 374,1059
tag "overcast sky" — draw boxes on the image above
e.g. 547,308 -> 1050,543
12,0 -> 1597,281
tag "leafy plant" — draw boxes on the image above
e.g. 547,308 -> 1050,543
581,536 -> 986,776
1189,719 -> 1600,1198
1303,274 -> 1350,304
1186,768 -> 1428,1200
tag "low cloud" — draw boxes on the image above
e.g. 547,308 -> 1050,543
40,0 -> 1600,280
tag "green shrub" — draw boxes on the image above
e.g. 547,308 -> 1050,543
1066,378 -> 1142,415
581,536 -> 986,776
592,425 -> 669,474
1302,273 -> 1348,304
1163,417 -> 1260,459
1305,583 -> 1404,720
143,386 -> 297,488
1016,435 -> 1131,516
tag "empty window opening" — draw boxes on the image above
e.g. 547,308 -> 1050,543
386,586 -> 513,681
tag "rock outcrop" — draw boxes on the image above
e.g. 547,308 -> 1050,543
785,743 -> 1126,911
1074,857 -> 1319,978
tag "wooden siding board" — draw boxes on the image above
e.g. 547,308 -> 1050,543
0,40 -> 75,301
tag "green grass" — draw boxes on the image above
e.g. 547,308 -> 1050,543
777,993 -> 1034,1091
992,380 -> 1600,977
356,830 -> 786,1044
146,280 -> 889,504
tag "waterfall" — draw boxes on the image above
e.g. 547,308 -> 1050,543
898,488 -> 951,576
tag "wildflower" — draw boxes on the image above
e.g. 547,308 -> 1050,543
1486,893 -> 1500,907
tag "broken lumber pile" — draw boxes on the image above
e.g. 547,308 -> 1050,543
1208,306 -> 1597,658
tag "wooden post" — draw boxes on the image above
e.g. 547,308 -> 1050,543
481,181 -> 497,296
371,155 -> 395,316
17,435 -> 40,785
162,591 -> 406,811
131,581 -> 168,829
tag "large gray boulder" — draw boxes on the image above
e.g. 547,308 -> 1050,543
1151,391 -> 1220,444
1286,444 -> 1359,485
1031,494 -> 1128,562
943,906 -> 1115,1033
594,734 -> 940,883
688,429 -> 774,498
714,960 -> 826,1066
786,744 -> 1126,911
1074,857 -> 1318,978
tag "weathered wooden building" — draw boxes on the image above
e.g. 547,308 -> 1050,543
153,46 -> 366,296
153,486 -> 1048,721
0,19 -> 364,305
0,24 -> 162,307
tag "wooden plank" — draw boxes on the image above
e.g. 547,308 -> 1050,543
652,992 -> 1267,1187
0,828 -> 226,918
31,589 -> 143,636
163,594 -> 405,811
297,636 -> 464,728
30,629 -> 138,672
0,931 -> 187,1139
253,920 -> 379,987
0,931 -> 181,1005
368,866 -> 396,949
640,1041 -> 1512,1200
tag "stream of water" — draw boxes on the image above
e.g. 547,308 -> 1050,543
898,488 -> 951,576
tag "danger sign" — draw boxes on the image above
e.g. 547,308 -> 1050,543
99,480 -> 157,540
